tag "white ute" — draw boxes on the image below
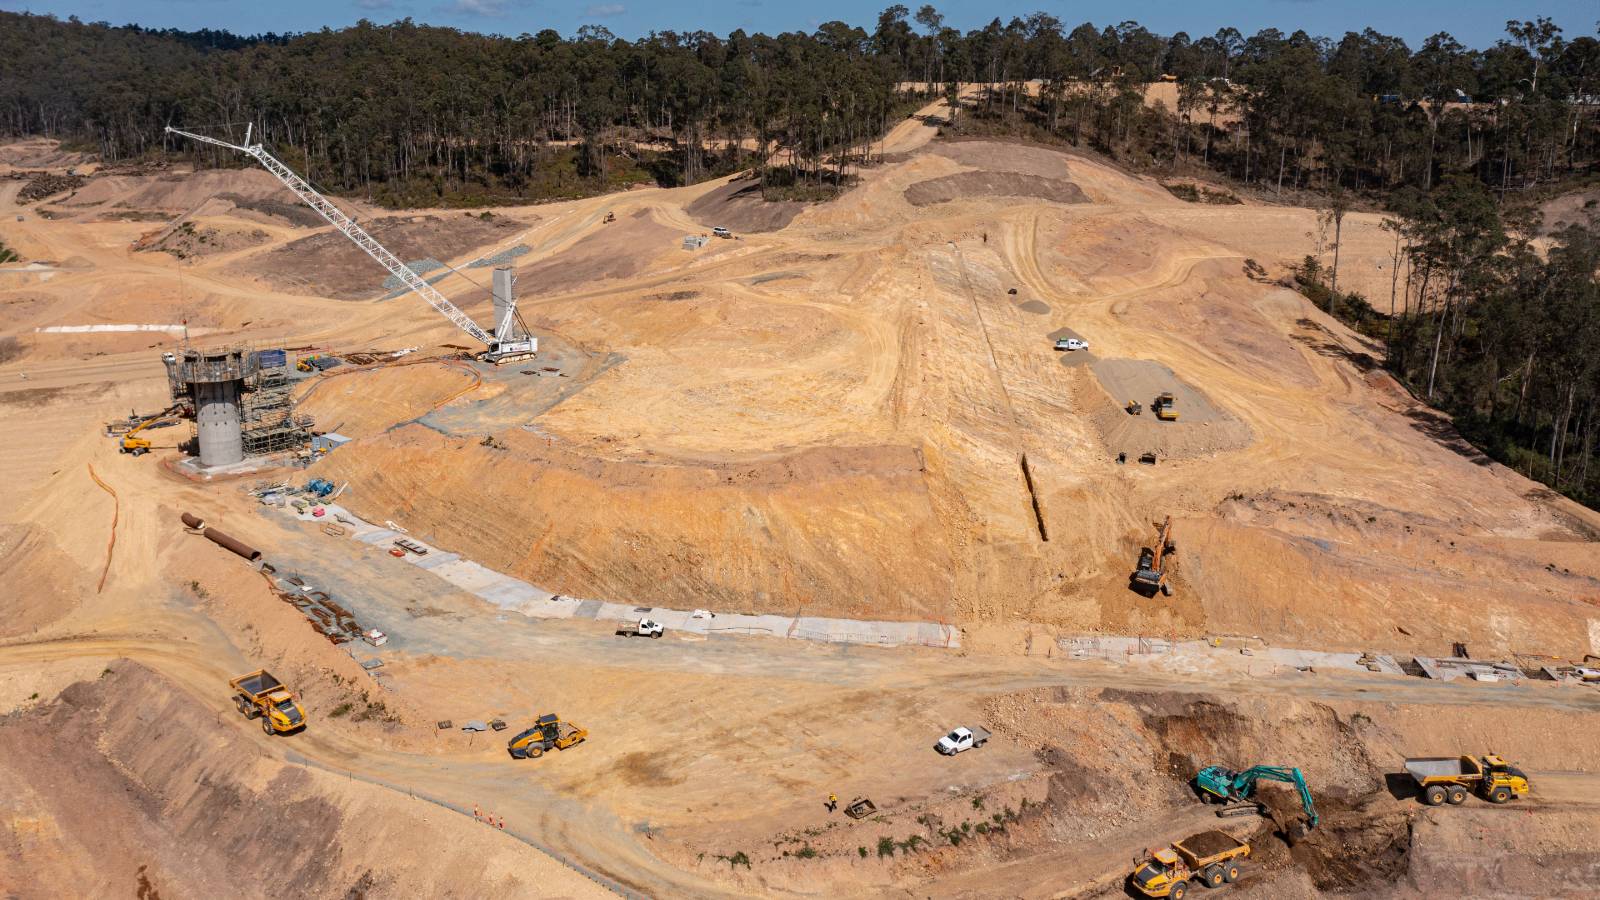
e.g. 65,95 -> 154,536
936,726 -> 992,755
620,618 -> 664,638
1054,337 -> 1088,351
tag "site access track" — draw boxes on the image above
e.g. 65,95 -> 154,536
3,596 -> 1598,899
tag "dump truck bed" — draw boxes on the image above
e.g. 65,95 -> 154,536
1174,830 -> 1248,867
1405,757 -> 1475,784
230,670 -> 284,699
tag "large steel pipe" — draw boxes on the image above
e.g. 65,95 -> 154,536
180,512 -> 205,530
202,527 -> 261,562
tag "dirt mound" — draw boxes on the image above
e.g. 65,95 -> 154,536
136,221 -> 270,261
511,208 -> 681,295
1254,793 -> 1412,892
17,172 -> 85,203
62,168 -> 288,212
216,191 -> 327,227
685,178 -> 808,233
0,661 -> 609,899
1080,357 -> 1252,459
232,212 -> 524,300
904,171 -> 1087,207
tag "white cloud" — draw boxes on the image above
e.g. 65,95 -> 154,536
583,3 -> 624,16
444,0 -> 510,15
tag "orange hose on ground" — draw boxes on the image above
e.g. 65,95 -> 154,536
86,463 -> 118,594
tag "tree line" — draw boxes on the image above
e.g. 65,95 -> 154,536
2,10 -> 1594,203
0,12 -> 905,204
1294,178 -> 1600,507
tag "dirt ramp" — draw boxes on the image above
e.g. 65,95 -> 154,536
685,178 -> 807,233
512,208 -> 679,295
0,662 -> 609,899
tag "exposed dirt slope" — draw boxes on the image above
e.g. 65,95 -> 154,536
0,662 -> 610,899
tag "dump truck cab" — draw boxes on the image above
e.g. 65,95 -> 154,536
1133,848 -> 1190,898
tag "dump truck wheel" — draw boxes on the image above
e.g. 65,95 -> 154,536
1170,881 -> 1188,900
1490,787 -> 1511,804
1224,864 -> 1241,883
1424,785 -> 1447,806
1203,864 -> 1225,887
261,716 -> 274,735
1447,787 -> 1468,805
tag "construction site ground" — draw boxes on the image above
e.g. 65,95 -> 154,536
3,91 -> 1599,898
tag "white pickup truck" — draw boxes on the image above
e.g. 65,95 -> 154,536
617,618 -> 664,638
936,726 -> 992,755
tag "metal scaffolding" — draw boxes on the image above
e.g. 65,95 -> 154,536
241,352 -> 313,456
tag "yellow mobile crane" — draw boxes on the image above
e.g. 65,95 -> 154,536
118,405 -> 180,456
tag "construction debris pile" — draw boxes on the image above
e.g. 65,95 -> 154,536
262,569 -> 364,644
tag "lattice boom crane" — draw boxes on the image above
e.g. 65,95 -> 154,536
165,125 -> 536,362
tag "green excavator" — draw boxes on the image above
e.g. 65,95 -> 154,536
1195,764 -> 1319,832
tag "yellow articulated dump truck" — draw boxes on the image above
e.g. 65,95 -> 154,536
1405,755 -> 1530,806
230,670 -> 307,735
1131,831 -> 1250,899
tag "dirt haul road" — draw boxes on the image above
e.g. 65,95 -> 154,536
3,92 -> 1600,898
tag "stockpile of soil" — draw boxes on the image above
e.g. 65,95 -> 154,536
137,221 -> 270,261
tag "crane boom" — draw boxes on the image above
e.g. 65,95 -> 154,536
164,126 -> 494,347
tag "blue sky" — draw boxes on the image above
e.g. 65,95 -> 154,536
0,0 -> 1593,49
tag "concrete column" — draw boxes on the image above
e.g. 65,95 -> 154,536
195,379 -> 244,467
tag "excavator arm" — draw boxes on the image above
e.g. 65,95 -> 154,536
1196,764 -> 1319,830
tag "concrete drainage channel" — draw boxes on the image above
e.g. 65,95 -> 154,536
269,502 -> 961,650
